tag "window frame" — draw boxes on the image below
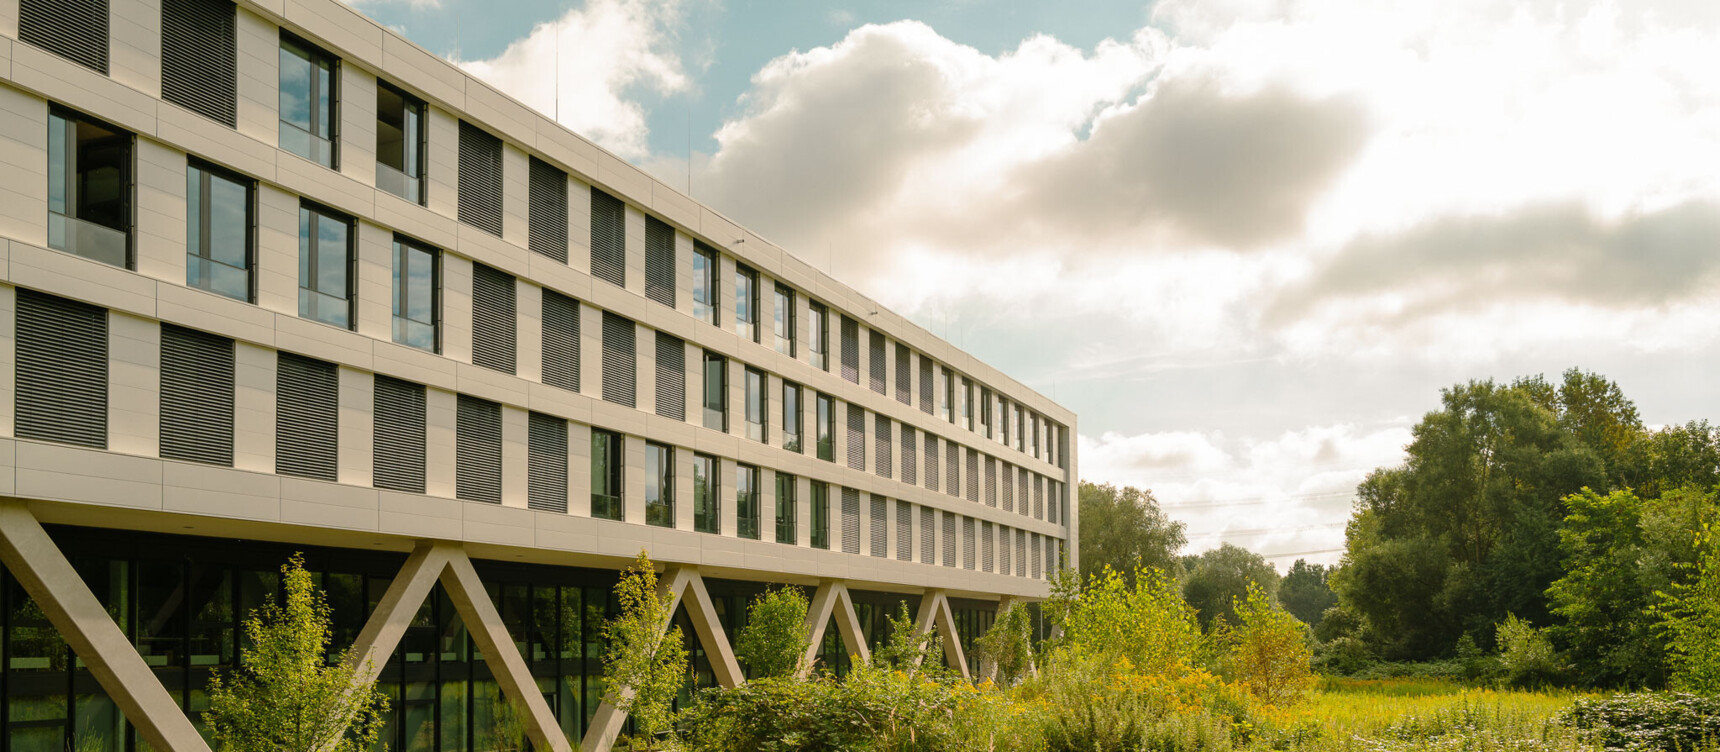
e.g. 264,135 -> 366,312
809,481 -> 829,550
277,31 -> 340,169
374,80 -> 427,205
693,245 -> 718,326
808,300 -> 829,371
46,105 -> 133,269
736,463 -> 760,540
185,159 -> 256,303
744,366 -> 767,443
645,441 -> 674,528
391,234 -> 440,353
297,200 -> 356,330
590,428 -> 624,521
735,264 -> 760,343
693,452 -> 720,534
815,392 -> 835,462
773,283 -> 795,356
775,472 -> 797,544
782,381 -> 803,453
701,350 -> 727,432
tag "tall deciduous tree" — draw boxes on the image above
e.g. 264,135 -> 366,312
1181,543 -> 1279,630
733,586 -> 811,679
603,551 -> 689,748
1277,559 -> 1338,627
1076,482 -> 1187,585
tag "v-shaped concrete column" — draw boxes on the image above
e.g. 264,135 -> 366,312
912,589 -> 970,680
800,579 -> 870,677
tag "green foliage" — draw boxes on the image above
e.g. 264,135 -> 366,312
874,601 -> 943,674
1656,523 -> 1720,694
602,550 -> 689,748
1279,559 -> 1338,628
1562,692 -> 1720,752
1494,615 -> 1559,689
975,602 -> 1036,686
1181,544 -> 1279,630
733,586 -> 810,680
1313,636 -> 1376,676
204,553 -> 388,752
1061,565 -> 1201,674
1078,481 -> 1189,585
1230,583 -> 1316,706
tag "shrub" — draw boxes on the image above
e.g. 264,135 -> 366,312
1229,582 -> 1316,706
733,586 -> 810,679
602,551 -> 688,749
1059,565 -> 1200,674
1495,615 -> 1560,689
1314,636 -> 1377,676
975,602 -> 1036,685
1562,692 -> 1720,752
1657,524 -> 1720,694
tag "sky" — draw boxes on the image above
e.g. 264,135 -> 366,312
349,0 -> 1720,568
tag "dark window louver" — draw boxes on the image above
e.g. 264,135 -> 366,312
1000,525 -> 1012,574
455,395 -> 502,503
840,487 -> 860,555
470,263 -> 516,374
924,433 -> 939,492
941,511 -> 956,567
541,289 -> 580,392
945,442 -> 959,498
845,404 -> 864,471
527,412 -> 568,513
589,189 -> 625,287
985,456 -> 997,507
1020,468 -> 1032,517
159,324 -> 233,465
895,343 -> 911,405
1033,534 -> 1043,579
527,157 -> 568,262
645,216 -> 675,307
839,316 -> 859,385
983,521 -> 995,573
896,501 -> 912,562
874,414 -> 892,479
920,506 -> 935,563
918,356 -> 933,414
1035,475 -> 1044,519
457,121 -> 503,236
275,352 -> 337,480
902,424 -> 917,486
654,332 -> 685,421
870,495 -> 887,558
161,0 -> 236,127
1049,480 -> 1059,524
600,312 -> 636,407
1002,462 -> 1015,512
20,0 -> 109,74
15,289 -> 107,448
966,449 -> 980,503
963,517 -> 975,570
372,375 -> 426,494
868,330 -> 886,395
1017,530 -> 1028,577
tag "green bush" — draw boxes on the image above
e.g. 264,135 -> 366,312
1561,692 -> 1720,752
1495,615 -> 1560,689
732,586 -> 810,679
1313,636 -> 1377,676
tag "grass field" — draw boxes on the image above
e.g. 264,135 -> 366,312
1251,678 -> 1602,752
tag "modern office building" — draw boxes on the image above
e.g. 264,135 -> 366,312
0,0 -> 1078,749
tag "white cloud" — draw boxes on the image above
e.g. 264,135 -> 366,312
454,0 -> 688,159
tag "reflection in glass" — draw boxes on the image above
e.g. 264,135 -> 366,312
279,36 -> 336,167
187,164 -> 253,302
299,205 -> 351,328
735,464 -> 759,540
376,83 -> 424,203
692,248 -> 716,325
693,453 -> 719,534
392,239 -> 438,351
47,111 -> 129,268
645,442 -> 673,528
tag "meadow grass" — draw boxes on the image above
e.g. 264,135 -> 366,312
1249,678 -> 1603,752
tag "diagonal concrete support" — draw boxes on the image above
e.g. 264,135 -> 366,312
346,542 -> 453,688
912,589 -> 970,680
441,550 -> 573,752
800,580 -> 870,677
0,501 -> 212,752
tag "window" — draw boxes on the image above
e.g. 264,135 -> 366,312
527,412 -> 568,513
528,157 -> 568,262
701,351 -> 727,431
693,453 -> 719,534
457,121 -> 503,236
924,433 -> 940,492
868,330 -> 885,395
161,0 -> 236,127
47,108 -> 129,268
15,290 -> 107,448
895,342 -> 911,406
186,162 -> 253,302
895,501 -> 912,562
919,356 -> 934,415
1032,414 -> 1041,457
874,414 -> 892,479
775,473 -> 796,544
808,301 -> 829,371
471,263 -> 516,374
298,203 -> 352,328
1000,398 -> 1010,446
455,395 -> 502,504
600,312 -> 636,407
645,217 -> 675,307
773,284 -> 795,356
845,403 -> 865,471
980,388 -> 992,438
590,189 -> 625,287
810,482 -> 829,550
655,333 -> 686,421
276,352 -> 337,481
736,464 -> 760,540
372,375 -> 426,493
391,236 -> 438,352
279,34 -> 337,168
815,393 -> 834,461
646,442 -> 673,528
902,424 -> 917,486
375,82 -> 425,204
744,367 -> 767,443
962,380 -> 974,431
19,0 -> 109,74
841,489 -> 860,554
782,382 -> 802,453
542,289 -> 579,391
159,324 -> 234,466
735,265 -> 759,343
590,429 -> 623,520
938,368 -> 952,422
920,507 -> 936,563
870,495 -> 887,558
693,244 -> 717,325
1016,405 -> 1025,452
839,316 -> 859,384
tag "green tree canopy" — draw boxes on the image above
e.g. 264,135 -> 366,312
1076,482 -> 1187,585
733,586 -> 811,680
1277,559 -> 1338,627
1181,543 -> 1279,630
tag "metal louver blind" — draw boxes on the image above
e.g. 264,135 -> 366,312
999,525 -> 1012,575
1032,535 -> 1043,579
527,157 -> 568,262
1002,462 -> 1015,512
527,412 -> 568,513
471,263 -> 516,374
1020,468 -> 1032,517
868,330 -> 885,395
600,312 -> 636,407
589,189 -> 626,287
895,501 -> 912,561
895,343 -> 911,405
985,457 -> 997,507
1049,480 -> 1059,524
275,352 -> 337,480
1047,537 -> 1058,577
874,414 -> 891,479
159,324 -> 233,466
541,289 -> 580,392
982,521 -> 994,573
941,512 -> 956,567
869,495 -> 887,558
1017,531 -> 1028,577
457,121 -> 503,236
644,216 -> 675,307
920,507 -> 935,563
15,289 -> 107,447
918,357 -> 933,414
902,424 -> 917,486
965,449 -> 980,503
962,517 -> 975,570
924,434 -> 939,492
372,375 -> 426,493
945,442 -> 959,497
845,404 -> 864,471
654,332 -> 685,421
161,0 -> 235,127
840,487 -> 860,554
1034,475 -> 1045,519
20,0 -> 109,74
455,395 -> 502,503
839,316 -> 858,385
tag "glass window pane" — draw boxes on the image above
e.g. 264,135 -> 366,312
279,42 -> 312,130
317,215 -> 347,295
47,114 -> 67,215
208,174 -> 248,268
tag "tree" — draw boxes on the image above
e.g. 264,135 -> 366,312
1277,559 -> 1337,627
204,553 -> 388,752
1230,583 -> 1316,706
1656,523 -> 1720,693
1180,543 -> 1278,630
603,551 -> 689,749
974,602 -> 1035,685
733,586 -> 811,680
1076,482 -> 1187,585
1059,565 -> 1200,675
